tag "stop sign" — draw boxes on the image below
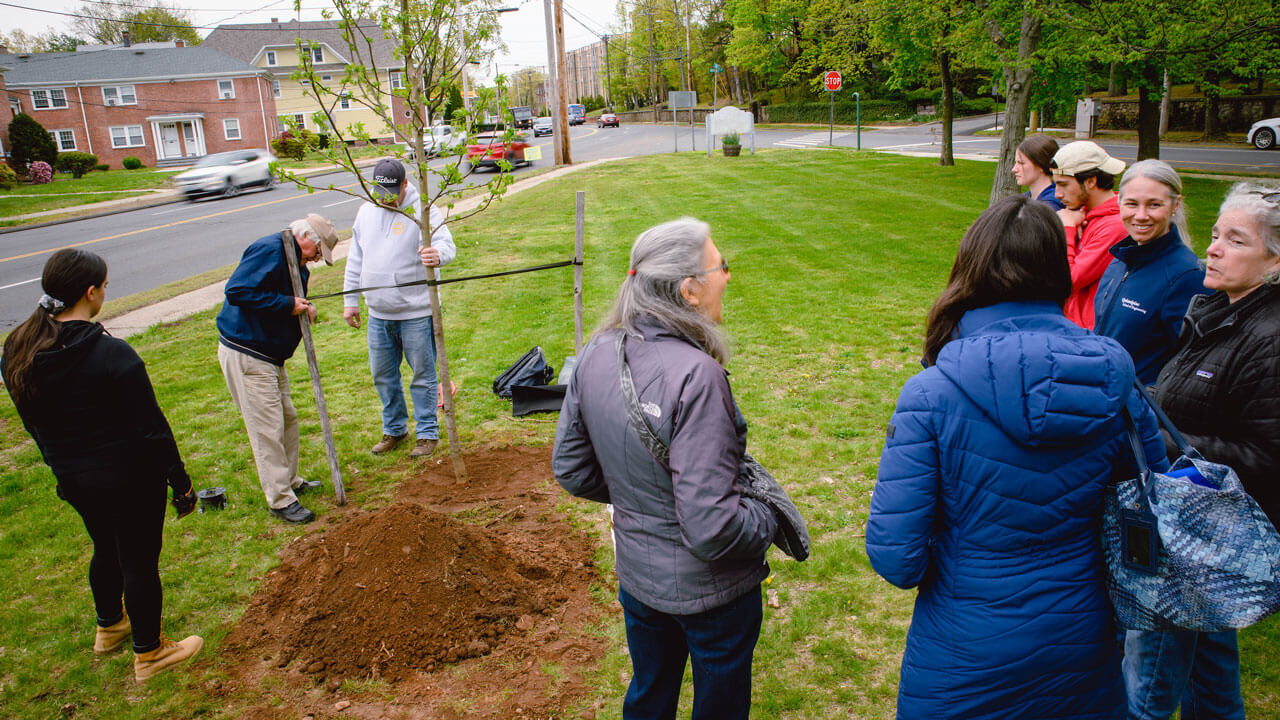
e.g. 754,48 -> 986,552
823,71 -> 842,92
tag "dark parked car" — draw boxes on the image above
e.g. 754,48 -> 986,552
597,112 -> 619,128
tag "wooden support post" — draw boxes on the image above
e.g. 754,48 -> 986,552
281,229 -> 346,505
574,191 -> 584,355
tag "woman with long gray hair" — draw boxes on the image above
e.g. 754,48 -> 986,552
1092,159 -> 1206,385
553,218 -> 776,719
1125,183 -> 1280,720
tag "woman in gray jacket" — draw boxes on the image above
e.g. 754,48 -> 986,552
553,218 -> 777,720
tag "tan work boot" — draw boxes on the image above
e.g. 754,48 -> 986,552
370,433 -> 407,454
94,614 -> 131,654
410,438 -> 438,457
134,634 -> 203,683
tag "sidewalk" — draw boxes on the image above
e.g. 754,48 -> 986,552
1,158 -> 382,228
101,158 -> 623,339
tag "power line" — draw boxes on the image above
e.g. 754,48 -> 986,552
0,1 -> 333,32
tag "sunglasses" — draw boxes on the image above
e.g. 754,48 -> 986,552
692,258 -> 729,277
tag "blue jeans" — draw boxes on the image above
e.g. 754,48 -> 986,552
367,315 -> 438,440
618,585 -> 762,720
1124,629 -> 1244,720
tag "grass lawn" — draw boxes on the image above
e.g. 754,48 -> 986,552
0,168 -> 181,217
0,150 -> 1276,718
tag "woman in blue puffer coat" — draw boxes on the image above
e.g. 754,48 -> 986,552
867,195 -> 1169,719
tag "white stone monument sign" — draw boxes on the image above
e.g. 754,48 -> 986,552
705,106 -> 756,158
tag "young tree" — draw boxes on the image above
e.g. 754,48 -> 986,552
280,0 -> 519,482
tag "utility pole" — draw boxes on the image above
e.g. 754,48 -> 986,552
543,0 -> 566,164
674,0 -> 687,93
554,0 -> 571,163
647,8 -> 657,123
603,34 -> 613,110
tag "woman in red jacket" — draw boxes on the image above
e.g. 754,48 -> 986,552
2,249 -> 202,683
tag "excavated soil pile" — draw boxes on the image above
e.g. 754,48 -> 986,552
226,501 -> 569,681
221,446 -> 611,719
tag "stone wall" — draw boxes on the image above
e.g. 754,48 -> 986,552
1098,96 -> 1280,133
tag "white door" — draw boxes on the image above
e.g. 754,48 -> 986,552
182,123 -> 197,157
160,125 -> 181,159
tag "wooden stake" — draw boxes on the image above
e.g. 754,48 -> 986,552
574,191 -> 584,355
281,229 -> 346,505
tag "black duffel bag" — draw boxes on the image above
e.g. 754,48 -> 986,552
493,346 -> 555,399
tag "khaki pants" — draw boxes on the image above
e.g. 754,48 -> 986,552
218,344 -> 303,510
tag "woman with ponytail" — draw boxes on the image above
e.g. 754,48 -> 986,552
1,249 -> 202,684
552,218 -> 776,718
1092,159 -> 1207,385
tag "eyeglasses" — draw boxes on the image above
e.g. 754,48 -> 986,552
692,258 -> 729,277
1248,190 -> 1280,204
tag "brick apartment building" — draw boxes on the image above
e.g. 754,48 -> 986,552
2,43 -> 278,168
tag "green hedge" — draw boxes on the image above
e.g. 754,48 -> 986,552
763,100 -> 914,124
55,151 -> 99,179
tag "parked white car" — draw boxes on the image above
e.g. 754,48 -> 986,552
174,149 -> 276,200
1247,117 -> 1280,150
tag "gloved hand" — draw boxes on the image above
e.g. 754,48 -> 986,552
172,487 -> 197,519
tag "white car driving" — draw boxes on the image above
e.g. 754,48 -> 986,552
1247,117 -> 1280,150
174,149 -> 276,200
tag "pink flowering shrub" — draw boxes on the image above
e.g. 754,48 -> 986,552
28,161 -> 53,184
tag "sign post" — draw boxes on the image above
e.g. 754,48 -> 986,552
853,91 -> 861,150
670,90 -> 697,151
710,63 -> 723,109
823,70 -> 842,145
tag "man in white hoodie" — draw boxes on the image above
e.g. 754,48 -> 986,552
342,159 -> 456,457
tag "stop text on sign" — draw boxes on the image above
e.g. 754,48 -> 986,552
824,71 -> 842,92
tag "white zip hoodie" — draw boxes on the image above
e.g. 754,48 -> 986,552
343,183 -> 456,320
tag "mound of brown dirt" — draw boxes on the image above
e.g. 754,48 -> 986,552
221,445 -> 613,719
226,502 -> 569,681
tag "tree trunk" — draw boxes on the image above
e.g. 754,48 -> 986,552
1107,61 -> 1118,96
989,12 -> 1042,205
1203,67 -> 1223,140
939,50 -> 954,167
1136,62 -> 1161,160
1158,67 -> 1171,138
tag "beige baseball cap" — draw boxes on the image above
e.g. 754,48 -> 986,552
1052,141 -> 1126,177
305,213 -> 339,265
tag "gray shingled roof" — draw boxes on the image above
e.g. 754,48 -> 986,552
1,47 -> 263,85
201,20 -> 400,69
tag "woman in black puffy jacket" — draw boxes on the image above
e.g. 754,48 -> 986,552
1125,183 -> 1280,720
2,249 -> 202,684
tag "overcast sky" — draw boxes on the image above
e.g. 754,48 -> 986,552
0,0 -> 626,83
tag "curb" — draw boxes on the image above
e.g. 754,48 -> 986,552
0,159 -> 383,234
100,158 -> 622,340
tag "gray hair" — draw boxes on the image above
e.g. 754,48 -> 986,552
1219,182 -> 1280,284
1119,159 -> 1190,246
288,217 -> 315,241
600,217 -> 728,364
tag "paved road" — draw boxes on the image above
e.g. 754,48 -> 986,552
3,119 -> 1277,332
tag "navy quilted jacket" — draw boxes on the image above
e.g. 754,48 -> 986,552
868,301 -> 1168,720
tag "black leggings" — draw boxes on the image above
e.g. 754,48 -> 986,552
58,470 -> 167,653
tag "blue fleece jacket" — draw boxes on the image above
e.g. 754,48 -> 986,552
868,301 -> 1168,720
1093,227 -> 1205,386
216,232 -> 309,365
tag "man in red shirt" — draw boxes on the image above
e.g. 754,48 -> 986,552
1051,141 -> 1128,329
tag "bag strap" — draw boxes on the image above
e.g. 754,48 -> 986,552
1121,406 -> 1157,510
616,333 -> 671,464
1133,381 -> 1195,458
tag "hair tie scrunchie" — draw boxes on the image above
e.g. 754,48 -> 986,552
627,269 -> 636,276
38,294 -> 66,314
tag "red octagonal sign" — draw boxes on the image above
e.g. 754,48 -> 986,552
823,71 -> 842,92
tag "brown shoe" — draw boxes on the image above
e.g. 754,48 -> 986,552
94,614 -> 131,654
370,433 -> 408,454
134,633 -> 203,683
410,438 -> 438,457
